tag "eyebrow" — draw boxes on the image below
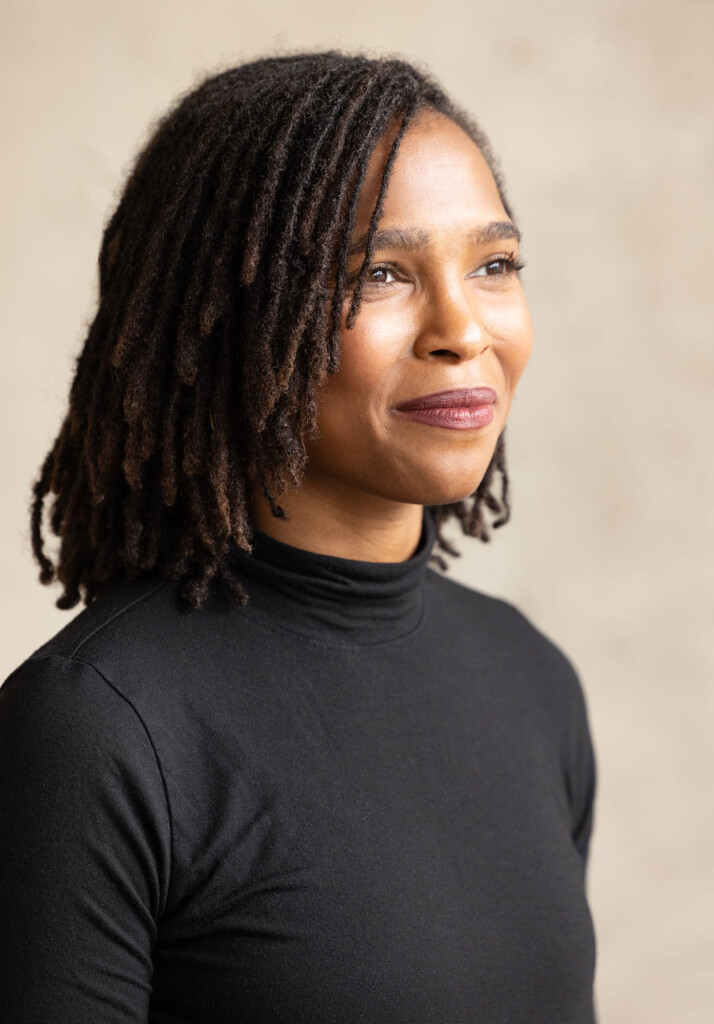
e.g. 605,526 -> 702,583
347,220 -> 521,257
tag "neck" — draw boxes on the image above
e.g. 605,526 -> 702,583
229,501 -> 437,646
247,474 -> 424,563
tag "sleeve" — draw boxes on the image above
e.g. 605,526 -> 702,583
0,654 -> 172,1023
565,667 -> 598,878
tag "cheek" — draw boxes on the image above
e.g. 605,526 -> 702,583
335,311 -> 406,391
311,319 -> 400,444
499,298 -> 533,383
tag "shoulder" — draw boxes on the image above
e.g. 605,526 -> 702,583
0,580 -> 189,769
0,651 -> 172,896
0,651 -> 173,953
1,577 -> 271,767
426,568 -> 588,716
23,576 -> 180,668
426,572 -> 597,855
0,607 -> 170,795
6,575 -> 241,706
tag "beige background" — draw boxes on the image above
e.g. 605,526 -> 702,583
2,0 -> 713,1019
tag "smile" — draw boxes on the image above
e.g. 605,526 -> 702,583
393,405 -> 495,430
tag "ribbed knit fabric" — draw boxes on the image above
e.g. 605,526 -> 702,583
0,506 -> 597,1023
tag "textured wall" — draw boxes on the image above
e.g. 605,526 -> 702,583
1,1 -> 712,1019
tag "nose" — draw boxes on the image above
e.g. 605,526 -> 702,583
413,278 -> 490,361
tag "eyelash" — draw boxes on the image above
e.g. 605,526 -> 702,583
348,253 -> 526,288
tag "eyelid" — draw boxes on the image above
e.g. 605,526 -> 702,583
349,252 -> 525,287
347,261 -> 402,286
471,251 -> 526,275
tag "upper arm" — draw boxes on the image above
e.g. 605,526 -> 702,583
565,665 -> 597,877
0,654 -> 171,1023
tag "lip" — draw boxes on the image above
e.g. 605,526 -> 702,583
394,386 -> 497,411
393,404 -> 495,431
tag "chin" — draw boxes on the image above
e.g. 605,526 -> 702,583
364,456 -> 493,507
422,489 -> 484,507
416,468 -> 494,507
390,478 -> 489,508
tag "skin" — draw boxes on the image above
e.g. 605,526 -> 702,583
248,108 -> 533,562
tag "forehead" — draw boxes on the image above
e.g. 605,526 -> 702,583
353,110 -> 507,236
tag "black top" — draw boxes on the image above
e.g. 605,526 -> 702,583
0,507 -> 597,1023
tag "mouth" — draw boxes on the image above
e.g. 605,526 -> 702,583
392,386 -> 497,431
394,386 -> 497,411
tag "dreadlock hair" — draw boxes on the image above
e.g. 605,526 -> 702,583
30,48 -> 516,612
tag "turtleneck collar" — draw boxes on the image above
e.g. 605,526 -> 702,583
228,507 -> 437,647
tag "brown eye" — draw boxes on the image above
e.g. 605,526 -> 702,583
476,259 -> 509,276
346,264 -> 399,288
367,265 -> 397,285
346,263 -> 398,288
472,255 -> 525,278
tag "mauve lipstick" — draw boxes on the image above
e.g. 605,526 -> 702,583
393,386 -> 497,430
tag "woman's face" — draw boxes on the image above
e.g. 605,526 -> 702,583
303,108 -> 533,511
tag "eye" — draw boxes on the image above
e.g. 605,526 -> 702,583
471,253 -> 526,278
364,263 -> 398,286
346,262 -> 401,289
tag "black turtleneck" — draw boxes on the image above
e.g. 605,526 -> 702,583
0,507 -> 597,1023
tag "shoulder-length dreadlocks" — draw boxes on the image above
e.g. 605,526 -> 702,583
30,49 -> 515,612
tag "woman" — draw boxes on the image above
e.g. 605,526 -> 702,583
0,51 -> 598,1022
